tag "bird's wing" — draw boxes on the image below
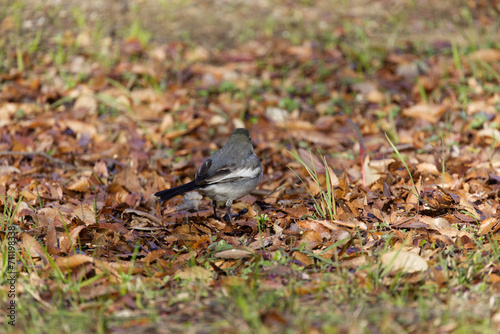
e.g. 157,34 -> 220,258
196,161 -> 260,185
195,159 -> 212,179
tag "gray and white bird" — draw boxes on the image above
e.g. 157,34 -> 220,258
155,128 -> 262,221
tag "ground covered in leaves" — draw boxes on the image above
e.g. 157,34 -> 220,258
1,0 -> 500,333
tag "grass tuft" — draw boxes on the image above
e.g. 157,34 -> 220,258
288,150 -> 337,220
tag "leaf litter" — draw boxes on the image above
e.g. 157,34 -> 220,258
1,1 -> 500,332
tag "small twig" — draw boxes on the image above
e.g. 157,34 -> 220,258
124,208 -> 162,225
0,151 -> 76,170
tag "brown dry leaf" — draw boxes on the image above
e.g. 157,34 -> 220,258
353,81 -> 386,104
0,15 -> 15,32
214,249 -> 254,259
0,172 -> 18,185
286,42 -> 312,60
467,100 -> 497,115
420,216 -> 451,230
306,179 -> 321,196
13,201 -> 31,224
190,64 -> 232,83
53,254 -> 94,272
406,176 -> 422,209
93,261 -> 121,282
265,107 -> 289,126
402,103 -> 447,123
416,162 -> 440,175
341,256 -> 367,268
34,207 -> 67,227
273,221 -> 284,236
72,204 -> 96,225
175,266 -> 212,281
1,103 -> 41,125
489,273 -> 500,283
20,233 -> 48,264
49,254 -> 94,281
60,226 -> 86,253
67,177 -> 91,192
315,219 -> 342,231
381,250 -> 428,273
396,61 -> 420,80
353,81 -> 377,95
438,228 -> 472,240
130,88 -> 161,104
93,160 -> 109,179
364,157 -> 395,186
73,93 -> 98,114
480,217 -> 498,235
331,219 -> 367,230
185,46 -> 210,62
296,220 -> 330,234
78,282 -> 114,301
431,267 -> 446,286
310,220 -> 350,241
301,230 -> 322,247
45,220 -> 60,255
114,166 -> 143,194
392,216 -> 429,229
367,90 -> 385,104
97,260 -> 144,275
469,49 -> 500,63
261,310 -> 288,327
20,190 -> 38,202
458,195 -> 480,218
284,206 -> 310,219
477,126 -> 500,144
292,251 -> 312,266
326,163 -> 340,187
60,119 -> 98,138
247,237 -> 273,250
314,245 -> 336,260
143,249 -> 167,264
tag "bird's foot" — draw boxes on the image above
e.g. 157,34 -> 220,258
223,212 -> 234,223
223,208 -> 248,223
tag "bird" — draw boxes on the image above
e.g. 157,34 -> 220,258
155,128 -> 262,222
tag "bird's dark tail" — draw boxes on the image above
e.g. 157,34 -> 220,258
154,181 -> 199,202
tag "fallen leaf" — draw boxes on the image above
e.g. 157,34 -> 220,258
175,266 -> 212,281
54,254 -> 94,271
402,103 -> 447,123
480,217 -> 498,235
45,220 -> 59,255
21,233 -> 48,264
381,250 -> 428,273
214,249 -> 254,259
469,49 -> 500,63
67,177 -> 90,192
60,225 -> 86,253
292,251 -> 312,266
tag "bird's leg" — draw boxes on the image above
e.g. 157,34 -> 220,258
225,200 -> 233,223
212,200 -> 218,219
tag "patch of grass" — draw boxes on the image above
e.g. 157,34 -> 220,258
385,133 -> 420,200
288,150 -> 337,220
